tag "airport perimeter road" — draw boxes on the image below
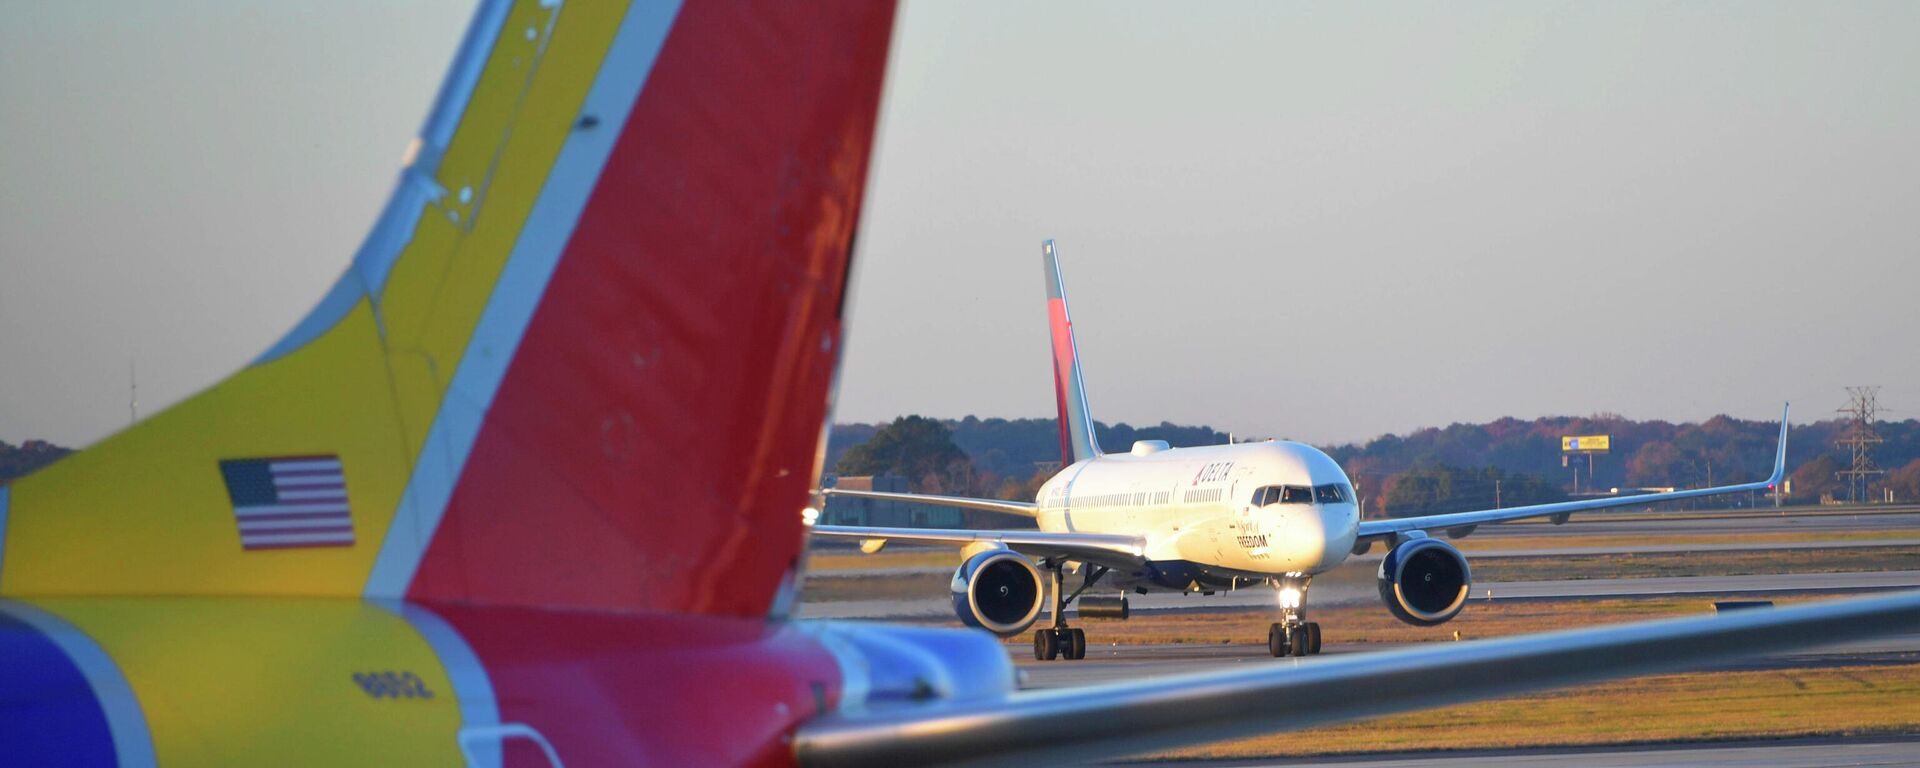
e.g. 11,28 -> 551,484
800,571 -> 1920,620
1166,737 -> 1920,768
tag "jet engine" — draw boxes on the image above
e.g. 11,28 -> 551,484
950,549 -> 1045,636
1377,537 -> 1472,626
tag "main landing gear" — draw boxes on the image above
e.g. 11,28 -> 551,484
1034,626 -> 1085,661
1267,577 -> 1323,658
1033,560 -> 1107,661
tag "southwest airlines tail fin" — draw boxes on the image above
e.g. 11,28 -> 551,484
0,0 -> 896,619
1042,240 -> 1102,466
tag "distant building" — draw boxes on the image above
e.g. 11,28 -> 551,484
822,474 -> 963,528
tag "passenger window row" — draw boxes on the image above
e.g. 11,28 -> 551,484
1180,488 -> 1223,504
1068,491 -> 1177,508
1056,490 -> 1183,509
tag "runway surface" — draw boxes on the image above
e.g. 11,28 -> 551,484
799,570 -> 1920,620
1169,737 -> 1920,767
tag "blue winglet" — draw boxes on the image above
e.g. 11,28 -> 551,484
1766,402 -> 1790,487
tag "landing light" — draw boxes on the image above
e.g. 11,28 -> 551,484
801,507 -> 820,525
1278,586 -> 1303,608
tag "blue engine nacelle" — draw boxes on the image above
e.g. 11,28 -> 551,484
1377,537 -> 1472,626
950,549 -> 1044,636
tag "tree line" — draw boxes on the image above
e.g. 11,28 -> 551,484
829,413 -> 1920,513
0,440 -> 72,484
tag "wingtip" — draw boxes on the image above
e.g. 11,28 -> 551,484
1769,402 -> 1791,486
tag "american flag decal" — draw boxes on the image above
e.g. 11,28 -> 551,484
218,455 -> 354,550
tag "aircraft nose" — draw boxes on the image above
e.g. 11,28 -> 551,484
1268,505 -> 1347,572
1319,502 -> 1359,567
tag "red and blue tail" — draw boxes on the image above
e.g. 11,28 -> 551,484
1042,240 -> 1102,466
0,0 -> 897,619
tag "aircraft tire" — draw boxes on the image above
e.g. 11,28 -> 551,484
1306,622 -> 1323,655
1289,626 -> 1308,657
1034,629 -> 1059,660
1067,628 -> 1087,660
1267,623 -> 1288,657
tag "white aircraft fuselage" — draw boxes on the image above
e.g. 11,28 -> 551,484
1033,439 -> 1360,592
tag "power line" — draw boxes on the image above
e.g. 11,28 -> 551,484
1835,386 -> 1884,504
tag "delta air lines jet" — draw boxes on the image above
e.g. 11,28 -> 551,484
815,241 -> 1791,661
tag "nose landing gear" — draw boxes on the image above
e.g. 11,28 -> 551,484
1267,577 -> 1322,657
1267,620 -> 1321,657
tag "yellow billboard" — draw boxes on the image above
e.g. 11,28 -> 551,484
1562,435 -> 1611,453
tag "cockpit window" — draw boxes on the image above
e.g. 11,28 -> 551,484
1314,483 -> 1350,504
1253,485 -> 1320,505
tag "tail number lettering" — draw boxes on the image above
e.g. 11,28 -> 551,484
353,671 -> 436,700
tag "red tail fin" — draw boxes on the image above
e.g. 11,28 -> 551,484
402,2 -> 896,616
1043,240 -> 1102,466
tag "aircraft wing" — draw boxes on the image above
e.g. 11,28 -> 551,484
1358,403 -> 1790,542
794,587 -> 1920,767
810,524 -> 1145,570
822,487 -> 1038,518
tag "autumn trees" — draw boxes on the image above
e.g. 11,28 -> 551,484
823,412 -> 1920,517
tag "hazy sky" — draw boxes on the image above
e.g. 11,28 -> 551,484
4,2 -> 1918,449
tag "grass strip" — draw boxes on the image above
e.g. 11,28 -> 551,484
1151,663 -> 1920,760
